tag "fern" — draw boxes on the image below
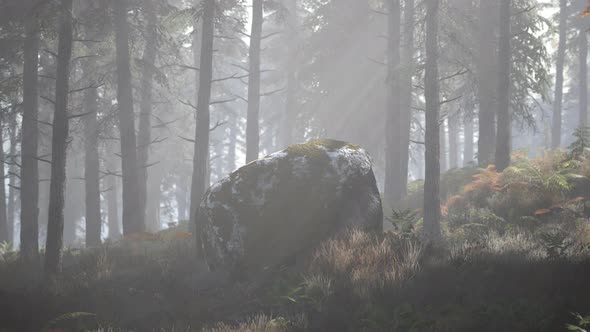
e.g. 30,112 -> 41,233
567,313 -> 590,332
388,209 -> 420,233
539,231 -> 573,258
569,127 -> 590,160
503,155 -> 575,197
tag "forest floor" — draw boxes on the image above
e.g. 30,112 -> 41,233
1,227 -> 590,332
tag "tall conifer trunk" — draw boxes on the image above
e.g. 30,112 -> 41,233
495,0 -> 512,171
190,0 -> 215,250
580,30 -> 588,127
114,0 -> 143,234
20,2 -> 41,261
45,0 -> 74,277
477,0 -> 498,166
246,0 -> 263,163
83,69 -> 101,247
384,0 -> 401,205
138,0 -> 158,224
423,0 -> 441,241
552,0 -> 567,147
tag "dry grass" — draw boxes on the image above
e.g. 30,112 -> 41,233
3,227 -> 590,331
308,230 -> 422,296
204,315 -> 307,332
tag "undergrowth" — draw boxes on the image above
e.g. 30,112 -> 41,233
1,226 -> 590,331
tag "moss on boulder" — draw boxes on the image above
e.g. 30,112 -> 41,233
196,139 -> 383,273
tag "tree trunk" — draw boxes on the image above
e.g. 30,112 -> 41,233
580,30 -> 588,128
463,113 -> 474,166
384,0 -> 401,206
20,7 -> 40,261
107,155 -> 121,240
7,112 -> 18,246
423,0 -> 441,241
83,66 -> 101,247
439,119 -> 448,173
495,0 -> 511,171
477,0 -> 497,166
45,0 -> 74,277
64,158 -> 84,246
398,0 -> 415,199
190,0 -> 215,249
282,0 -> 298,147
246,0 -> 263,163
227,115 -> 237,172
213,138 -> 224,181
114,0 -> 143,235
145,167 -> 161,231
0,119 -> 8,244
138,0 -> 158,224
552,0 -> 567,148
176,184 -> 188,222
448,112 -> 460,169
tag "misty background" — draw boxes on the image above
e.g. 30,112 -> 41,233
0,0 -> 587,248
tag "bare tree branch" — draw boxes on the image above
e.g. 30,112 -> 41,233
37,119 -> 53,127
210,97 -> 237,106
261,87 -> 285,97
68,110 -> 95,120
141,161 -> 160,169
160,63 -> 200,71
72,54 -> 100,62
260,31 -> 282,40
178,135 -> 195,143
100,170 -> 122,178
440,95 -> 462,105
34,156 -> 52,164
7,171 -> 20,179
43,49 -> 58,58
179,99 -> 198,110
69,83 -> 104,94
212,73 -> 249,83
137,136 -> 168,149
231,63 -> 249,73
232,94 -> 248,103
41,96 -> 55,105
439,68 -> 469,82
8,184 -> 20,191
210,120 -> 227,132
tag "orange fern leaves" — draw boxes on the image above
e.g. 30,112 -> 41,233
446,195 -> 465,207
583,0 -> 590,17
568,196 -> 587,203
534,208 -> 552,217
442,194 -> 467,216
464,165 -> 501,193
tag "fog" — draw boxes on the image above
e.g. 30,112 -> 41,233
0,0 -> 589,330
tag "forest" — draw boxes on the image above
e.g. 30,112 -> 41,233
0,0 -> 590,331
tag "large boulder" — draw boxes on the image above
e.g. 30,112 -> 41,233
196,139 -> 383,273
